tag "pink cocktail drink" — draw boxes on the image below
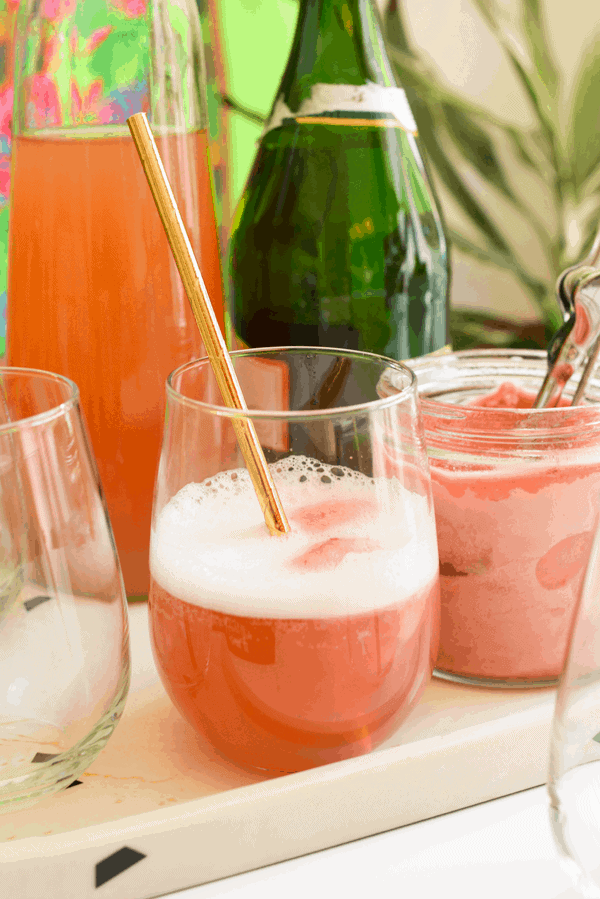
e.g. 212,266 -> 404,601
412,350 -> 600,686
149,456 -> 439,773
433,448 -> 600,682
7,131 -> 224,596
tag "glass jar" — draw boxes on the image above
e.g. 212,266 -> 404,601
407,349 -> 600,687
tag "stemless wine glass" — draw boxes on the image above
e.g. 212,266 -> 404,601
0,368 -> 129,812
548,503 -> 600,897
148,347 -> 440,775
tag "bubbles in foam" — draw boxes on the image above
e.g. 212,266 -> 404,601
151,456 -> 438,619
171,456 -> 371,506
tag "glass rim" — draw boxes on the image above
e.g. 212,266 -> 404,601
166,346 -> 416,420
15,123 -> 202,140
0,367 -> 80,433
412,347 -> 600,425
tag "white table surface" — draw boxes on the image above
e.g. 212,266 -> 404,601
165,786 -> 582,899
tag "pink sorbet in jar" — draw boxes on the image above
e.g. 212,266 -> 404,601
412,351 -> 600,686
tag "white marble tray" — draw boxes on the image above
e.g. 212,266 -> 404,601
0,603 -> 557,899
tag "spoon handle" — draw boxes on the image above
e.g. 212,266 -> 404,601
535,230 -> 600,407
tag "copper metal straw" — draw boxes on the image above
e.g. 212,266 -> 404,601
127,112 -> 290,536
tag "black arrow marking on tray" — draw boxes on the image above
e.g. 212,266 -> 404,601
24,595 -> 52,612
95,847 -> 147,888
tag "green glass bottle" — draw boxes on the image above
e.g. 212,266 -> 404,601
228,0 -> 449,360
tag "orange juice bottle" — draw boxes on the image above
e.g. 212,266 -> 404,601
6,0 -> 224,597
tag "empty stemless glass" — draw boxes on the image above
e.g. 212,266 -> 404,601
0,368 -> 130,812
548,504 -> 600,897
148,347 -> 440,775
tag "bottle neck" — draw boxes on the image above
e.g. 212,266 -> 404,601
279,0 -> 396,111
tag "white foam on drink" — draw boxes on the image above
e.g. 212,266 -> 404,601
150,456 -> 438,618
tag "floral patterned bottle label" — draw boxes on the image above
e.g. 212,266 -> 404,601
0,0 -> 226,352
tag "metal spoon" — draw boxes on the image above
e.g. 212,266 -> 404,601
534,231 -> 600,408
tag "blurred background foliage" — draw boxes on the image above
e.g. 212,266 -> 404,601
383,0 -> 600,350
214,0 -> 600,353
0,0 -> 597,355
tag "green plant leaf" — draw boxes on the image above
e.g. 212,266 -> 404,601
521,0 -> 559,99
382,0 -> 413,57
503,126 -> 541,170
469,0 -> 557,148
468,0 -> 499,34
383,19 -> 521,259
578,212 -> 600,264
379,48 -> 431,101
448,230 -> 539,289
409,103 -> 517,259
451,231 -> 561,328
450,310 -> 527,350
387,40 -> 554,218
506,49 -> 553,136
450,308 -> 550,351
381,0 -> 563,335
385,31 -> 503,132
441,102 -> 520,205
449,230 -> 515,271
450,230 -> 555,308
567,38 -> 600,191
